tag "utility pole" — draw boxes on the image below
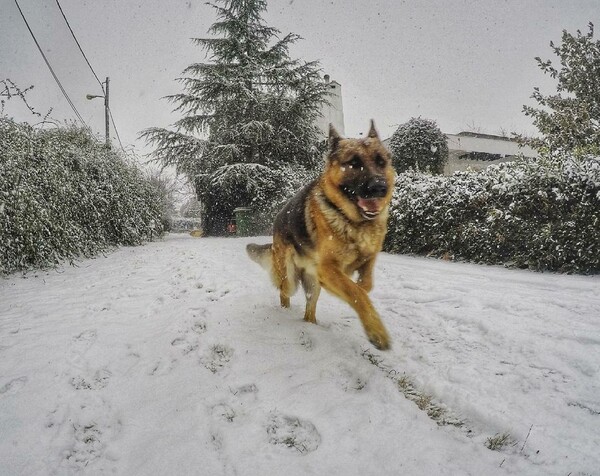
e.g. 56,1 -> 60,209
104,77 -> 110,149
86,76 -> 110,148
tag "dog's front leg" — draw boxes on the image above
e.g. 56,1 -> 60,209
356,257 -> 376,293
318,260 -> 390,350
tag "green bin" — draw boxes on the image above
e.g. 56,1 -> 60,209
233,207 -> 253,236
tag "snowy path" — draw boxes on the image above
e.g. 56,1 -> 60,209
1,234 -> 599,475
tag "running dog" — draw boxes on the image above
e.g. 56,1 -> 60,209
247,121 -> 395,350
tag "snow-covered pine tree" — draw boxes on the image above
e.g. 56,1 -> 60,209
141,0 -> 329,235
520,23 -> 600,155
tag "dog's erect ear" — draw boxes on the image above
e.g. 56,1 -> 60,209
367,119 -> 379,139
328,124 -> 342,154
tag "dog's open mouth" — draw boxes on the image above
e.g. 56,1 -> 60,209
357,197 -> 383,220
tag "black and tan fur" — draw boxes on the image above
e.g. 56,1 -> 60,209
247,121 -> 396,350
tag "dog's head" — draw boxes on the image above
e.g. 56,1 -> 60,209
322,120 -> 395,222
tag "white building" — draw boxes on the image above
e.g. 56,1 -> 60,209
316,75 -> 345,138
444,132 -> 538,174
383,131 -> 538,175
446,132 -> 534,157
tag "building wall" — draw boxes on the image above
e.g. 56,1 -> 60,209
444,133 -> 538,174
444,155 -> 515,174
446,134 -> 537,158
316,77 -> 345,138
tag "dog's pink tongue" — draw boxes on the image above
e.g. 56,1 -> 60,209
358,197 -> 382,212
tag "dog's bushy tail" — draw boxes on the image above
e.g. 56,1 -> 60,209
246,243 -> 273,271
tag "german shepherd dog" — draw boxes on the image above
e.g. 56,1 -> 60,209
247,121 -> 395,350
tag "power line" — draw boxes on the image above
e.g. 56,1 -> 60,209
14,0 -> 90,130
108,107 -> 126,151
54,0 -> 128,154
54,0 -> 104,93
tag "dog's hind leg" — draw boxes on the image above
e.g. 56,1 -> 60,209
300,270 -> 321,324
272,238 -> 297,308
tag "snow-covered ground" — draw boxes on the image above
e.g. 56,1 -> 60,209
1,234 -> 599,476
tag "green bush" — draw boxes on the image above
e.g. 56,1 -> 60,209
389,117 -> 449,174
384,153 -> 600,273
0,118 -> 166,274
201,162 -> 317,236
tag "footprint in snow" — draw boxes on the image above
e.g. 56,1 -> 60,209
201,344 -> 234,374
266,413 -> 321,454
211,402 -> 236,423
70,369 -> 112,391
62,413 -> 121,472
46,396 -> 121,472
298,331 -> 314,350
0,376 -> 28,396
170,321 -> 206,356
74,329 -> 97,343
331,364 -> 369,393
231,383 -> 258,396
197,285 -> 230,301
191,321 -> 207,334
69,330 -> 98,367
171,336 -> 199,355
147,358 -> 177,376
71,330 -> 98,354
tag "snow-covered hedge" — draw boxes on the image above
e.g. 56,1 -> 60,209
384,154 -> 600,273
0,118 -> 166,274
201,162 -> 317,236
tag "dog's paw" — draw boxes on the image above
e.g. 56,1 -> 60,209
280,294 -> 291,308
366,326 -> 391,351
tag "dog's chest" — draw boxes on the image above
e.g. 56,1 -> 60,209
311,195 -> 386,265
336,222 -> 383,265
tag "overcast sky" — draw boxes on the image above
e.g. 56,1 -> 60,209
2,0 -> 599,154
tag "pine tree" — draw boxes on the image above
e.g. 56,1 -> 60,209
141,0 -> 329,235
520,23 -> 600,155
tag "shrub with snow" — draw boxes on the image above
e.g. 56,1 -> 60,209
384,153 -> 600,273
0,118 -> 166,274
389,117 -> 449,175
519,23 -> 600,155
201,162 -> 316,235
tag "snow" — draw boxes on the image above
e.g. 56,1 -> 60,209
1,234 -> 599,475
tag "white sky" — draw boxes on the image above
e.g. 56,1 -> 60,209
2,0 -> 599,154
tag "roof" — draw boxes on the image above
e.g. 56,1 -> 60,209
456,131 -> 513,142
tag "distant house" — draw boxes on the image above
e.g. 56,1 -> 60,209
444,132 -> 538,174
316,75 -> 345,138
314,78 -> 535,173
383,131 -> 538,175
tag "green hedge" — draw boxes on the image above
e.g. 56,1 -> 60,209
384,154 -> 600,273
0,118 -> 166,274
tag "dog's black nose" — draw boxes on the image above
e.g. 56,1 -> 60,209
361,177 -> 388,198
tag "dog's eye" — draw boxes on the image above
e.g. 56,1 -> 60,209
347,155 -> 362,169
374,153 -> 386,168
